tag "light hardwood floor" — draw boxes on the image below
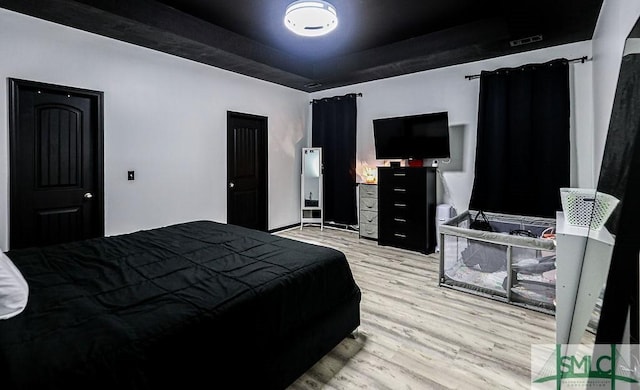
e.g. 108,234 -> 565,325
277,226 -> 591,389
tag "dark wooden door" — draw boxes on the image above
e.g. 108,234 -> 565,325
227,111 -> 268,231
9,79 -> 104,249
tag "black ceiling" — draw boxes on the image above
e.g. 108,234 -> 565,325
631,18 -> 640,39
0,0 -> 603,92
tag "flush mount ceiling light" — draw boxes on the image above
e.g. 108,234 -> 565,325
284,1 -> 338,37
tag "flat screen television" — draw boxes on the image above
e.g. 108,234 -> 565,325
373,111 -> 450,159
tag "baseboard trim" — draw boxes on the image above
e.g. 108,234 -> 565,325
268,223 -> 299,233
269,222 -> 360,234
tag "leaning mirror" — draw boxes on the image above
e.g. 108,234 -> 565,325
591,16 -> 640,346
551,19 -> 640,375
300,148 -> 323,229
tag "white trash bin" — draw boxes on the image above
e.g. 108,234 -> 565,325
435,204 -> 455,252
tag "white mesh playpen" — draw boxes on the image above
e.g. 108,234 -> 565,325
439,210 -> 557,312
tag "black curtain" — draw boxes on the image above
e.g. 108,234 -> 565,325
469,59 -> 570,218
312,94 -> 357,226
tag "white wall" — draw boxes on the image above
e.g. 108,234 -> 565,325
4,2 -> 635,252
311,41 -> 594,214
591,0 -> 640,180
0,8 -> 309,250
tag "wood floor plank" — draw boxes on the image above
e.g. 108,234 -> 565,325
278,226 -> 594,389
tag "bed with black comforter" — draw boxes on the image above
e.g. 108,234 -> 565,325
0,220 -> 361,389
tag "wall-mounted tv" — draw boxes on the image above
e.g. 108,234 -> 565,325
373,111 -> 450,159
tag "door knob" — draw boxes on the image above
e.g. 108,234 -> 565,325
84,192 -> 93,199
229,182 -> 235,188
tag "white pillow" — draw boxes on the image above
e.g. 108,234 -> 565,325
0,252 -> 28,319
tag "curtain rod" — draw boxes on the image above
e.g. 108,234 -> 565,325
464,56 -> 590,80
309,92 -> 362,104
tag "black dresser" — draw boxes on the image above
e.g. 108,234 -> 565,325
378,167 -> 437,254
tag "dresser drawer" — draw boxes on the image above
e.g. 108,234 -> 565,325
380,169 -> 413,185
359,222 -> 378,239
380,169 -> 427,190
381,213 -> 411,227
384,231 -> 422,251
360,197 -> 378,212
359,184 -> 378,199
360,210 -> 378,225
387,222 -> 426,239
